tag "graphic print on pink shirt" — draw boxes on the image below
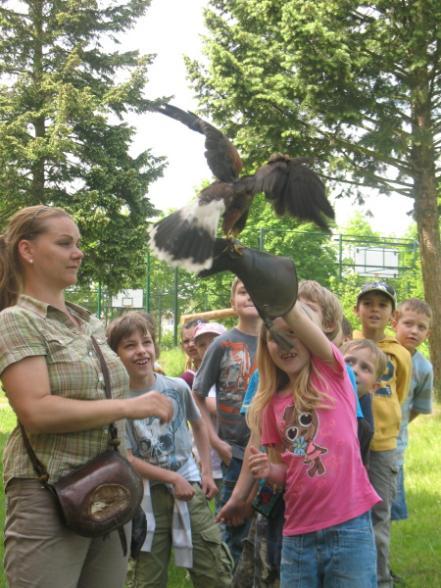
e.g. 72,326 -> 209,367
282,404 -> 328,477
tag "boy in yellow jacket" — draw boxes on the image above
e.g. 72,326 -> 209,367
354,281 -> 412,588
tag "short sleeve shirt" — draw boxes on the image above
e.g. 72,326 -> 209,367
396,350 -> 433,459
193,328 -> 257,454
0,295 -> 129,486
125,374 -> 201,482
261,345 -> 380,536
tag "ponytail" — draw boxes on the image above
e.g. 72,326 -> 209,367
0,233 -> 20,311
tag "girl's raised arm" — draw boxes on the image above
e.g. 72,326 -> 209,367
283,301 -> 336,366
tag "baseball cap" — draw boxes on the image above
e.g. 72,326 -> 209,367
356,281 -> 397,310
193,322 -> 226,340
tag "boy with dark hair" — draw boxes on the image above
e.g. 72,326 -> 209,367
193,278 -> 260,566
354,281 -> 412,588
391,299 -> 433,522
107,312 -> 233,588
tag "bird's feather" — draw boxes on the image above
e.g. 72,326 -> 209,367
251,155 -> 334,230
148,102 -> 242,182
148,105 -> 335,272
149,199 -> 225,273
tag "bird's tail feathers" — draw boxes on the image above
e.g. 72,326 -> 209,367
149,200 -> 225,273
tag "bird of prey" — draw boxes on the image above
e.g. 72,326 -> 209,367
148,102 -> 334,273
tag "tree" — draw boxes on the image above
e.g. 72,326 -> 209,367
342,212 -> 380,239
187,0 -> 441,395
0,0 -> 163,293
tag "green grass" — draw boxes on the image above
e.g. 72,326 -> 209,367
389,406 -> 441,585
0,400 -> 16,588
159,346 -> 186,377
1,389 -> 440,587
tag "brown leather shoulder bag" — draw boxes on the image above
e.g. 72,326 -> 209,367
20,336 -> 143,554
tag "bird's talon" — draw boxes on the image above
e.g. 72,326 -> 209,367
226,238 -> 244,256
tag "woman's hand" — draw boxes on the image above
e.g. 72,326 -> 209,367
126,391 -> 173,423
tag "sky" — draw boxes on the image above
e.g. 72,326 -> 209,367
125,0 -> 415,237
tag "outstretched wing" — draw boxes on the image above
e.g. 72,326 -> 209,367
251,154 -> 334,230
148,102 -> 243,182
149,197 -> 226,273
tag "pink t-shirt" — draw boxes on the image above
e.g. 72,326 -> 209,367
261,345 -> 380,536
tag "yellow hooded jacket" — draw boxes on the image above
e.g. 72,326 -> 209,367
354,332 -> 412,452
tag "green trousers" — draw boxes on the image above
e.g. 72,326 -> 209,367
126,483 -> 233,588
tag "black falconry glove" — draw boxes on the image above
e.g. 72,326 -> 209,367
199,238 -> 298,350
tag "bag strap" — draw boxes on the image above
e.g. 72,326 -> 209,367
20,335 -> 120,481
19,422 -> 50,483
90,335 -> 119,448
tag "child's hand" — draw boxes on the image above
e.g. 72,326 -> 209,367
216,495 -> 253,526
172,474 -> 196,501
248,445 -> 271,479
201,474 -> 218,500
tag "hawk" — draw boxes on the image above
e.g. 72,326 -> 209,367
148,103 -> 334,273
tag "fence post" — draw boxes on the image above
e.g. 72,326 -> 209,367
145,251 -> 151,312
258,228 -> 265,250
173,267 -> 179,346
338,234 -> 343,281
157,291 -> 162,343
96,281 -> 102,318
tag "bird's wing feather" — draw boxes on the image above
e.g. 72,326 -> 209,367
149,199 -> 225,273
202,122 -> 243,182
148,102 -> 242,182
251,156 -> 334,230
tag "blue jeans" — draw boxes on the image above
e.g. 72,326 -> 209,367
220,457 -> 250,567
391,465 -> 408,521
280,512 -> 377,588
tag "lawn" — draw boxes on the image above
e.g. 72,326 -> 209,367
1,389 -> 440,586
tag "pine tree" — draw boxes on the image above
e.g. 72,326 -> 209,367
186,0 -> 441,395
0,0 -> 162,292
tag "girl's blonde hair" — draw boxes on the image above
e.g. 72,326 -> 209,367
247,321 -> 333,437
0,205 -> 72,310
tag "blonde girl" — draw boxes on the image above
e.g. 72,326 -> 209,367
247,301 -> 380,588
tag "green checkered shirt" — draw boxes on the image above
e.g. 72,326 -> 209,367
0,295 -> 129,486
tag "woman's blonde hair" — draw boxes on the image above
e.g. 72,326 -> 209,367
0,205 -> 71,310
247,321 -> 333,437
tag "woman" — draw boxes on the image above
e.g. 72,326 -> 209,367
0,205 -> 172,588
